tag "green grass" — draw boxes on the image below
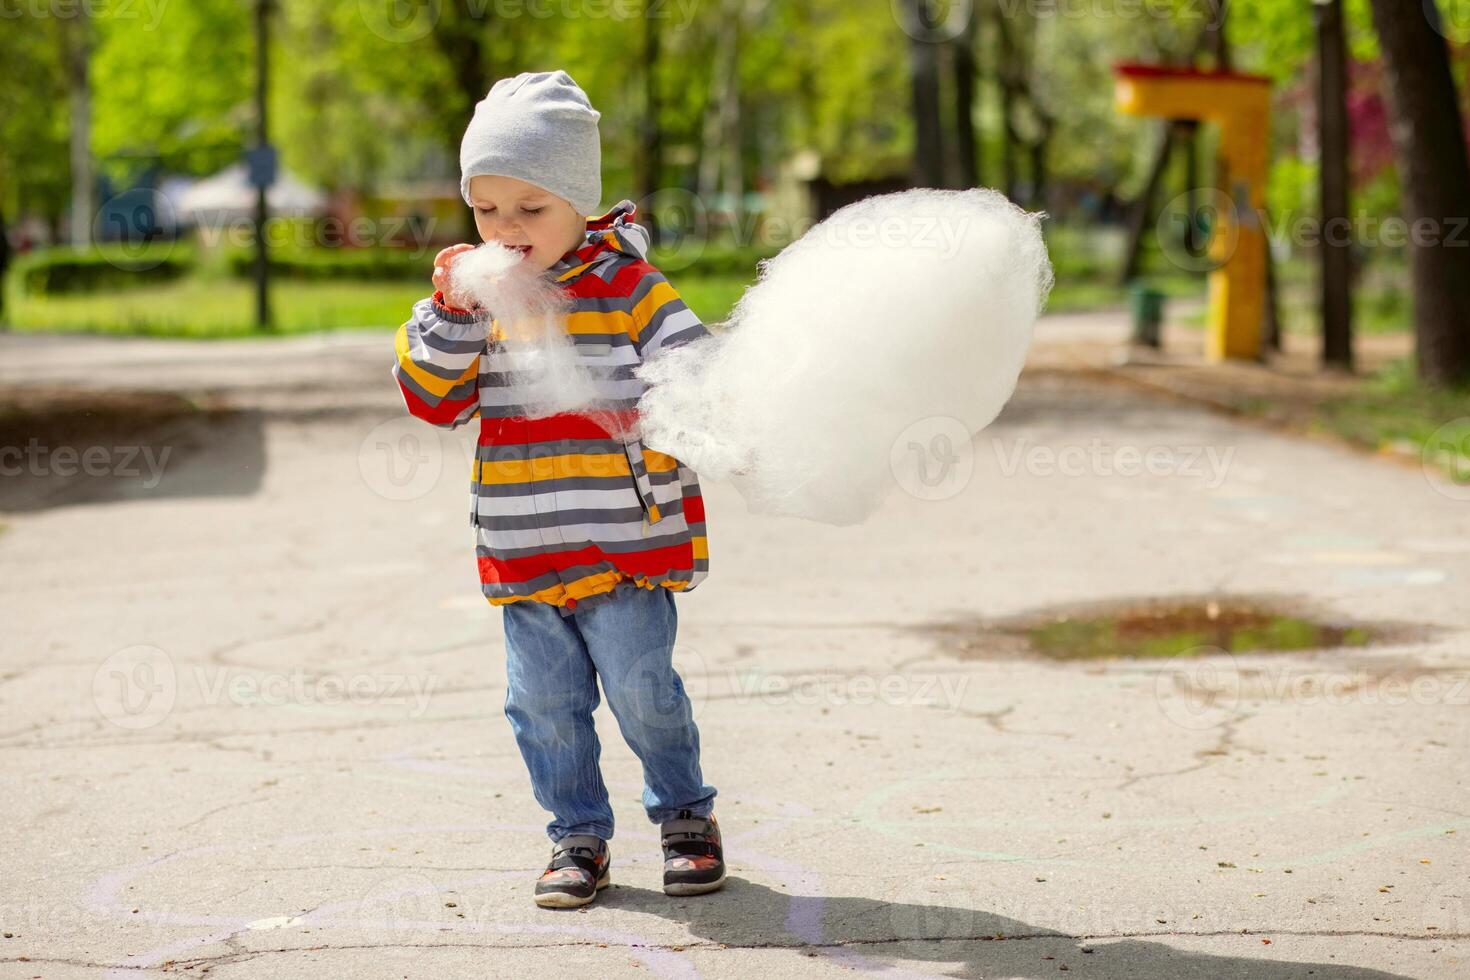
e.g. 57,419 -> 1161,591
1024,610 -> 1368,660
1166,255 -> 1416,336
0,221 -> 1237,336
1307,360 -> 1470,475
670,274 -> 751,326
1280,253 -> 1413,336
5,271 -> 752,338
4,223 -> 1223,336
1045,274 -> 1205,314
1040,222 -> 1210,313
7,279 -> 429,338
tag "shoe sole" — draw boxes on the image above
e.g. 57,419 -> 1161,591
535,866 -> 612,909
663,866 -> 727,897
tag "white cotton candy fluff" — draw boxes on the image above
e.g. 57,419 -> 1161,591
635,187 -> 1053,526
449,241 -> 601,420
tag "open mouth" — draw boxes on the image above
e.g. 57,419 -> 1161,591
506,244 -> 533,256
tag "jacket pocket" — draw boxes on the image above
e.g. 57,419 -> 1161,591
470,458 -> 482,528
621,436 -> 665,526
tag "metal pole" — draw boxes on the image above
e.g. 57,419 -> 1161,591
254,0 -> 273,331
1315,0 -> 1353,369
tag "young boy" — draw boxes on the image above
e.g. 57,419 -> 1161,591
391,70 -> 723,909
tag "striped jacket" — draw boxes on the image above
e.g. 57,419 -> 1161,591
392,200 -> 711,612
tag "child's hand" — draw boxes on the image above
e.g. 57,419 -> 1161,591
432,243 -> 480,311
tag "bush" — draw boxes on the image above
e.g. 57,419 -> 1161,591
15,243 -> 193,296
224,245 -> 430,281
649,241 -> 782,279
221,240 -> 781,284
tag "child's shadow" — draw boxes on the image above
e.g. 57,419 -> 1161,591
603,877 -> 1413,979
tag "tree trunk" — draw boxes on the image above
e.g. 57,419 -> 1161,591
1204,0 -> 1231,70
994,5 -> 1016,200
719,8 -> 744,234
695,2 -> 744,232
63,10 -> 93,248
951,10 -> 979,188
637,1 -> 663,238
1365,0 -> 1470,384
1029,126 -> 1049,210
0,204 -> 10,326
696,46 -> 724,205
1316,0 -> 1354,370
905,0 -> 944,187
791,0 -> 819,149
434,3 -> 490,239
253,0 -> 273,331
1181,121 -> 1199,258
1263,206 -> 1282,352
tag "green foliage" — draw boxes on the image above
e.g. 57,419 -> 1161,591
798,0 -> 911,182
1310,359 -> 1470,482
1354,166 -> 1403,220
223,245 -> 427,282
12,243 -> 193,295
0,14 -> 70,217
6,278 -> 427,337
4,269 -> 750,337
91,1 -> 253,179
1229,0 -> 1378,81
667,273 -> 750,325
3,0 -> 1442,339
272,0 -> 460,194
661,241 -> 781,279
1266,155 -> 1316,225
1033,223 -> 1206,311
1035,0 -> 1220,193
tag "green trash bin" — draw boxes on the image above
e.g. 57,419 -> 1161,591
1128,281 -> 1165,348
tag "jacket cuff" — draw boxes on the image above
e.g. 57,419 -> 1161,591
433,290 -> 488,323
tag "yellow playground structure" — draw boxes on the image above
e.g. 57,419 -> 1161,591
1114,63 -> 1271,361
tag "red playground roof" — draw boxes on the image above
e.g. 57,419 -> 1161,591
1114,62 -> 1270,85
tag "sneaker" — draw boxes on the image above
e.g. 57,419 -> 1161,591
660,809 -> 726,896
534,834 -> 611,909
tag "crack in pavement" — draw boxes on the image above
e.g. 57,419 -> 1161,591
7,927 -> 1466,972
0,711 -> 496,752
1115,710 -> 1256,791
175,794 -> 275,833
950,702 -> 1077,739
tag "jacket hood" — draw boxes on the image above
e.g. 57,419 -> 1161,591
550,199 -> 650,279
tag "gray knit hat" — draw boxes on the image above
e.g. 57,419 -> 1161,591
459,70 -> 602,217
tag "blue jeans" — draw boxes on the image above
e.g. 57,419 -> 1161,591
500,583 -> 717,844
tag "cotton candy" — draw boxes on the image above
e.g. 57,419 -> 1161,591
634,188 -> 1052,525
448,241 -> 602,421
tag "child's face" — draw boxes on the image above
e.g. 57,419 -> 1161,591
467,174 -> 586,271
